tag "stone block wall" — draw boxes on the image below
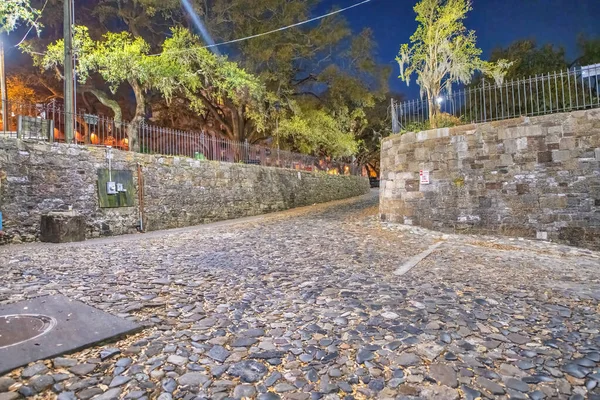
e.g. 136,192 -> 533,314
0,138 -> 369,243
380,109 -> 600,250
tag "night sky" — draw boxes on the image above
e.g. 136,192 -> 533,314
4,0 -> 600,101
322,0 -> 600,98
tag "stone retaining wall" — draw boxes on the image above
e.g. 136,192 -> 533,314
0,138 -> 369,243
380,109 -> 600,250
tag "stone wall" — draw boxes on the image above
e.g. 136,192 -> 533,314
0,138 -> 369,243
380,109 -> 600,250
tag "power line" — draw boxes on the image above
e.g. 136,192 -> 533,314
13,0 -> 50,48
149,0 -> 373,57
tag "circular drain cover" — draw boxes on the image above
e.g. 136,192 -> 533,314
0,314 -> 56,349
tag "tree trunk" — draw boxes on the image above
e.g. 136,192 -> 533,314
128,79 -> 145,152
427,91 -> 437,129
84,88 -> 123,122
197,92 -> 234,139
0,39 -> 8,133
428,85 -> 442,129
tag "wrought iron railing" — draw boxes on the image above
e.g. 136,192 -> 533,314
392,65 -> 600,132
0,100 -> 362,176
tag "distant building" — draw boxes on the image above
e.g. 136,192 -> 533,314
581,63 -> 600,79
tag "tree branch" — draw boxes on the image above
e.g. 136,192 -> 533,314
81,86 -> 123,122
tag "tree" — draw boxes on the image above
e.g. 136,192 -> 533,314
35,26 -> 267,148
355,93 -> 400,177
0,0 -> 41,33
93,0 -> 180,39
396,0 -> 511,127
6,74 -> 42,103
278,101 -> 358,158
153,28 -> 267,143
574,35 -> 600,67
37,26 -> 150,148
198,0 -> 389,156
1,0 -> 44,132
16,0 -> 389,161
489,40 -> 567,79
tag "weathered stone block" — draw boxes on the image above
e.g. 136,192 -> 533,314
401,132 -> 416,144
40,212 -> 86,243
547,125 -> 563,136
559,137 -> 576,150
405,180 -> 420,192
516,184 -> 530,195
524,125 -> 544,137
552,150 -> 571,162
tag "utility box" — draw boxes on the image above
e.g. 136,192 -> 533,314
97,169 -> 135,208
40,212 -> 86,243
106,181 -> 117,195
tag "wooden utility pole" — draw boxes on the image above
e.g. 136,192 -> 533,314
63,0 -> 74,143
0,39 -> 7,133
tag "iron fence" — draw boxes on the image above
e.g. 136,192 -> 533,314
0,99 -> 362,176
392,65 -> 600,132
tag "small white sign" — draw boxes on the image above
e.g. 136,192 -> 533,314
420,170 -> 430,185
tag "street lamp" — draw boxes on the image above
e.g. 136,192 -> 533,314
274,101 -> 281,163
63,0 -> 75,143
0,36 -> 7,133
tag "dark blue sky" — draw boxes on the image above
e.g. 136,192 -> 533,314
320,0 -> 600,98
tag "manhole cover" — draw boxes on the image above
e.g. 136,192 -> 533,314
0,314 -> 57,349
0,295 -> 140,375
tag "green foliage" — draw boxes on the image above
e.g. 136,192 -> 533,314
0,0 -> 41,34
93,32 -> 152,92
155,28 -> 267,134
489,40 -> 568,78
279,101 -> 358,158
401,121 -> 430,134
33,25 -> 267,145
18,0 -> 389,160
198,0 -> 388,155
396,0 -> 511,126
433,112 -> 462,128
577,35 -> 600,66
40,27 -> 103,85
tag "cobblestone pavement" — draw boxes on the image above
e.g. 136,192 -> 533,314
1,190 -> 600,400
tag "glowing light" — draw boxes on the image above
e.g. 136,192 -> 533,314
436,97 -> 443,105
180,0 -> 220,55
104,136 -> 117,147
53,128 -> 64,140
90,133 -> 100,145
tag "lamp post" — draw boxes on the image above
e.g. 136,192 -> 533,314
0,37 -> 7,133
63,0 -> 74,143
274,101 -> 281,164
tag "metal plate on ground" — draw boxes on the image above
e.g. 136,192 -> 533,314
0,314 -> 56,348
0,295 -> 141,375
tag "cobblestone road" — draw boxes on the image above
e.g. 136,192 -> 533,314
1,190 -> 600,400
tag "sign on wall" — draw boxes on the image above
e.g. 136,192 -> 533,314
420,170 -> 430,185
17,116 -> 54,140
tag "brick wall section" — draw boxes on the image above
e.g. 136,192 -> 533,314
380,109 -> 600,250
0,138 -> 369,243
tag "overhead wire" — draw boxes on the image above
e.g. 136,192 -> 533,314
13,0 -> 51,48
148,0 -> 373,57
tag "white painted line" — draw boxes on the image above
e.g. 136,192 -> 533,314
394,241 -> 445,276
